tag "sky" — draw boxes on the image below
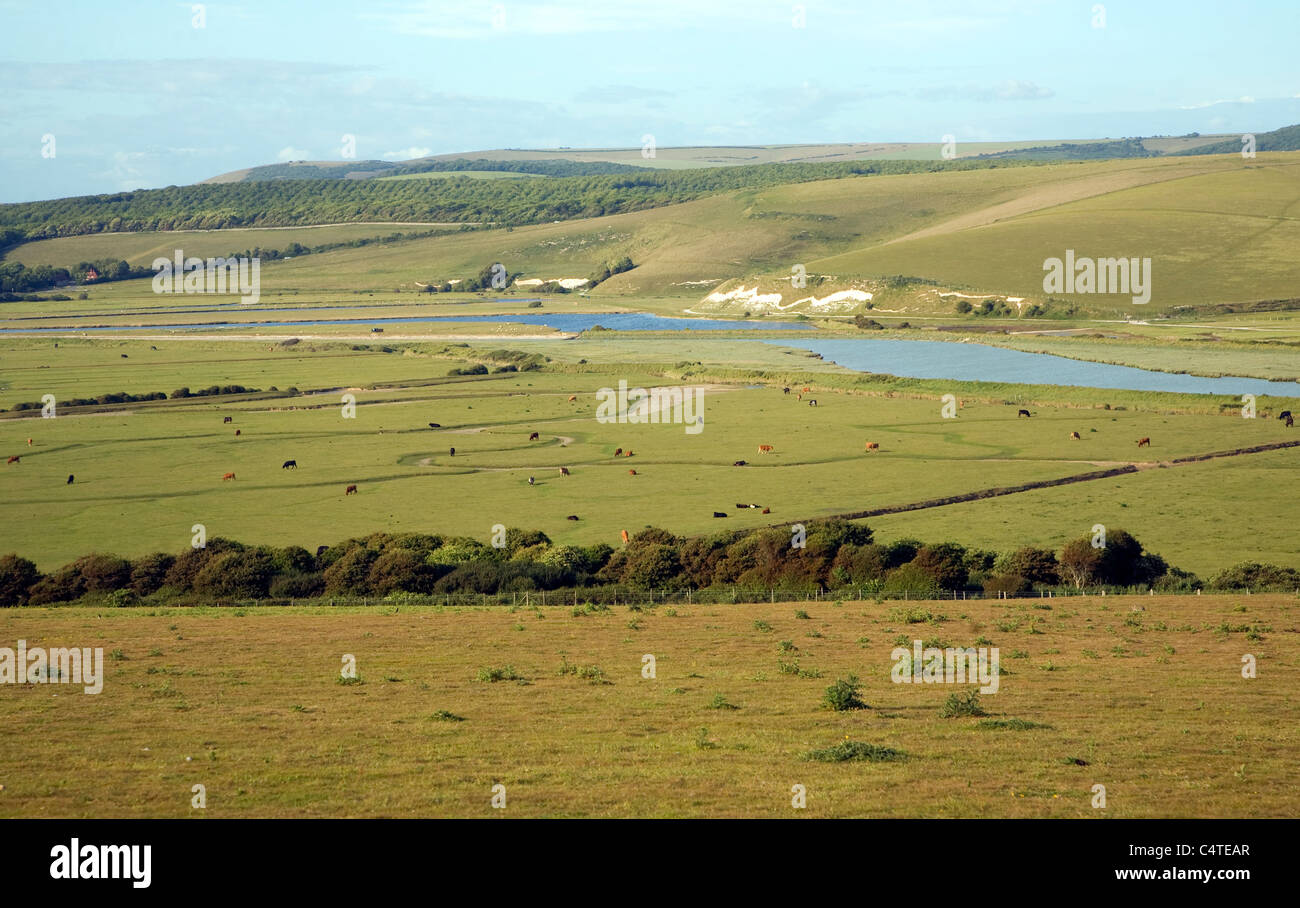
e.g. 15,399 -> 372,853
1,0 -> 1297,202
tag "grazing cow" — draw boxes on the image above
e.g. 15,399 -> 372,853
628,469 -> 637,476
449,447 -> 456,456
282,460 -> 297,470
735,504 -> 748,509
345,484 -> 358,495
782,387 -> 791,395
802,386 -> 811,393
6,456 -> 19,464
529,432 -> 540,441
26,438 -> 32,446
1278,410 -> 1293,421
620,530 -> 629,544
1017,409 -> 1032,418
428,422 -> 441,428
235,429 -> 241,436
566,515 -> 580,521
528,476 -> 535,486
1285,415 -> 1295,428
761,507 -> 770,514
624,450 -> 634,457
808,399 -> 817,407
120,354 -> 128,358
67,474 -> 74,485
864,442 -> 879,451
560,467 -> 570,475
758,444 -> 774,454
1070,432 -> 1081,440
1137,437 -> 1151,448
614,448 -> 623,457
223,416 -> 232,424
151,346 -> 157,351
713,512 -> 728,518
733,460 -> 747,466
568,395 -> 577,402
797,394 -> 802,401
222,472 -> 235,481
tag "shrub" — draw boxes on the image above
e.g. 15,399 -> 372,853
475,665 -> 523,682
0,554 -> 39,606
939,689 -> 986,718
803,741 -> 904,762
822,675 -> 869,711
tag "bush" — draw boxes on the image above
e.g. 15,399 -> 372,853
939,689 -> 986,718
822,675 -> 869,711
1209,562 -> 1300,590
0,554 -> 39,606
803,741 -> 904,762
130,553 -> 174,596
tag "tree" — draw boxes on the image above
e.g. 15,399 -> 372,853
1059,538 -> 1101,589
996,546 -> 1060,586
0,554 -> 39,606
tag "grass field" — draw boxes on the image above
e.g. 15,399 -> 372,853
1,593 -> 1293,817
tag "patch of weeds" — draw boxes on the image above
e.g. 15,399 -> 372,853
803,740 -> 904,763
794,610 -> 810,620
1010,649 -> 1029,659
807,630 -> 823,639
336,675 -> 363,686
557,659 -> 609,684
708,693 -> 739,710
110,649 -> 126,662
777,640 -> 798,653
753,620 -> 774,633
939,689 -> 985,718
475,665 -> 523,683
431,710 -> 466,722
695,727 -> 718,750
977,718 -> 1051,731
1061,756 -> 1090,766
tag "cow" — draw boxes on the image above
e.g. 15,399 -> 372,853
614,448 -> 623,456
758,444 -> 774,454
26,438 -> 32,446
6,456 -> 19,464
620,530 -> 629,544
223,416 -> 233,424
782,387 -> 791,394
733,460 -> 747,466
222,472 -> 236,481
568,395 -> 577,402
1017,409 -> 1032,418
864,442 -> 879,451
624,450 -> 634,457
1137,437 -> 1151,448
529,432 -> 540,441
67,474 -> 74,485
1070,432 -> 1081,440
560,467 -> 570,476
1285,415 -> 1295,428
802,387 -> 811,393
528,476 -> 535,486
282,460 -> 297,470
735,504 -> 748,509
761,507 -> 770,514
566,515 -> 580,521
120,354 -> 128,358
235,429 -> 241,436
713,512 -> 728,518
1278,411 -> 1293,421
345,484 -> 357,495
808,399 -> 817,407
428,422 -> 441,428
628,469 -> 637,476
151,346 -> 157,351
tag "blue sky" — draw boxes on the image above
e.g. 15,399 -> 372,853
1,0 -> 1297,202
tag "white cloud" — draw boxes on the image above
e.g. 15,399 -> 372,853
276,146 -> 313,161
381,146 -> 432,160
1179,96 -> 1256,110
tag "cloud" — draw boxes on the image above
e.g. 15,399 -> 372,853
381,146 -> 432,160
573,85 -> 674,104
276,146 -> 313,161
996,80 -> 1053,100
1179,96 -> 1256,110
916,80 -> 1053,102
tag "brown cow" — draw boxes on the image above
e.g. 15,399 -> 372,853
802,386 -> 811,393
1137,437 -> 1151,448
345,484 -> 358,495
628,469 -> 637,476
621,530 -> 629,544
6,456 -> 19,464
235,429 -> 241,436
614,448 -> 623,456
1070,432 -> 1081,440
568,395 -> 577,402
560,467 -> 570,475
624,450 -> 633,457
758,444 -> 774,454
222,472 -> 235,481
864,442 -> 879,451
529,432 -> 539,441
26,438 -> 32,446
761,507 -> 770,514
1286,415 -> 1295,428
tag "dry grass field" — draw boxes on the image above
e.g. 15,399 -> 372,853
2,593 -> 1294,818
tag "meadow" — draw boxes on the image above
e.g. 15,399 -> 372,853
0,593 -> 1293,817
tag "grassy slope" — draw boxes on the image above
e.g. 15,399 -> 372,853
1,595 -> 1294,817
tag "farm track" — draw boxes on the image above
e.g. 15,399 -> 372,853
788,439 -> 1300,524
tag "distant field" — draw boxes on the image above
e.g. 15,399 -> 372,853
0,337 -> 1296,574
1,593 -> 1294,817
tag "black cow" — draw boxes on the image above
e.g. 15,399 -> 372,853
566,515 -> 580,521
713,512 -> 728,518
733,460 -> 747,466
223,416 -> 233,423
282,460 -> 297,469
428,422 -> 441,428
67,474 -> 74,485
449,447 -> 455,456
1018,409 -> 1032,418
782,387 -> 791,394
1279,410 -> 1293,421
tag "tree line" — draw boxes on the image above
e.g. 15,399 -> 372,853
2,520 -> 1294,607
